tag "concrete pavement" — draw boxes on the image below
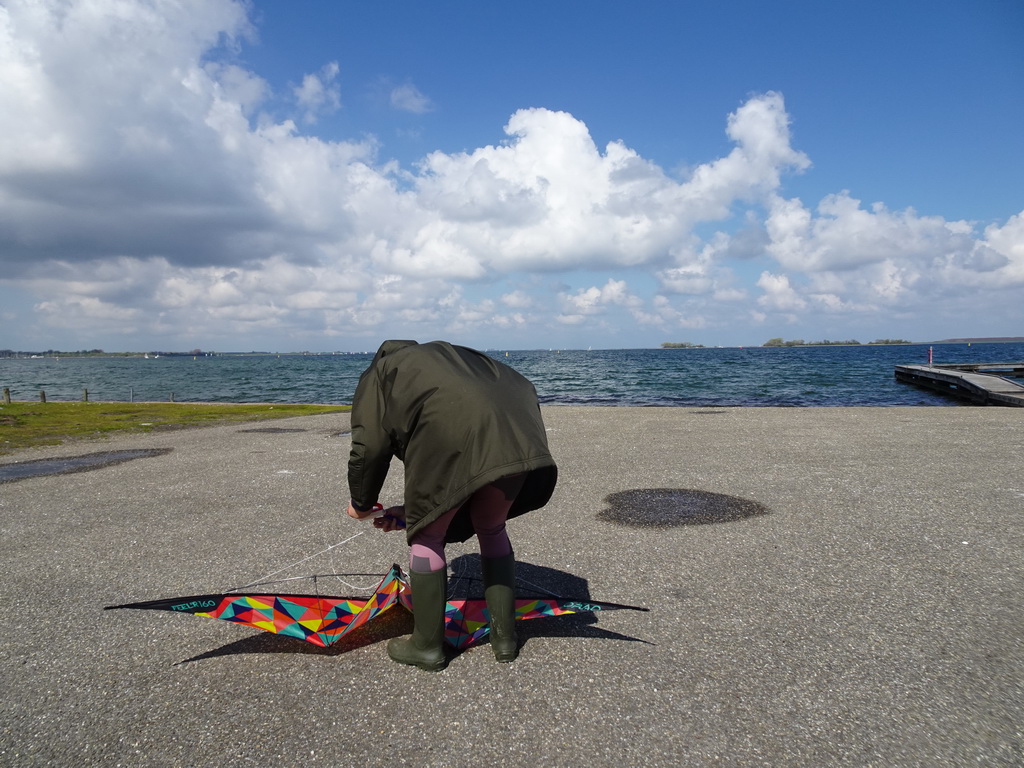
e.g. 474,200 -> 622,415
1,406 -> 1022,766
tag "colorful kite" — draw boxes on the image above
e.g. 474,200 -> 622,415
105,564 -> 647,650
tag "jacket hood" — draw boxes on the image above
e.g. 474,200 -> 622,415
374,340 -> 418,363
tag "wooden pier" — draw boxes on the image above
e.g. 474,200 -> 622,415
894,362 -> 1024,406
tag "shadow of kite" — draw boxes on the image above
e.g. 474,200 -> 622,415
175,557 -> 649,664
176,608 -> 413,664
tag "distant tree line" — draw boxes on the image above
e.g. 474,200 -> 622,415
660,342 -> 706,348
0,349 -> 220,358
0,349 -> 106,357
762,338 -> 912,347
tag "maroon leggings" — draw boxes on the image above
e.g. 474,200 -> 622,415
409,474 -> 525,573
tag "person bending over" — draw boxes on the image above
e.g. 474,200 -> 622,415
347,340 -> 557,671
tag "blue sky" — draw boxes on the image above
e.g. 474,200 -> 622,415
1,0 -> 1021,351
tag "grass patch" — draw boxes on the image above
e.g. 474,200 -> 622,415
0,401 -> 350,455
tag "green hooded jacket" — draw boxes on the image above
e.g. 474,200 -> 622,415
348,340 -> 558,543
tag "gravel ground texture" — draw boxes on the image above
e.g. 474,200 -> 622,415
1,406 -> 1022,767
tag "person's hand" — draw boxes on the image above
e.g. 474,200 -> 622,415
373,505 -> 406,532
347,502 -> 382,520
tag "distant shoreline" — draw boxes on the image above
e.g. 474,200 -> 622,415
3,337 -> 1023,359
930,337 -> 1024,344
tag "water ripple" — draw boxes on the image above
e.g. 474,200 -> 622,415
2,343 -> 1020,407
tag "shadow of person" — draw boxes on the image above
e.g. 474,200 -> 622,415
447,553 -> 651,655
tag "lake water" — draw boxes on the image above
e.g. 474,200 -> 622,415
2,343 -> 1023,407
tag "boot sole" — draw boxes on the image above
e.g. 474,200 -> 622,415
387,642 -> 447,671
388,653 -> 447,672
491,640 -> 519,663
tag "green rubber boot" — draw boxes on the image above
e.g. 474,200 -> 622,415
387,568 -> 448,672
481,553 -> 519,663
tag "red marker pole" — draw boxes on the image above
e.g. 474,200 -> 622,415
928,346 -> 933,366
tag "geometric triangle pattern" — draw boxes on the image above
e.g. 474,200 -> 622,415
105,565 -> 407,648
197,566 -> 406,647
437,596 -> 640,650
106,564 -> 648,651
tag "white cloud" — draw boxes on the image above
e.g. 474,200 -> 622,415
501,290 -> 534,309
974,213 -> 1024,282
658,266 -> 715,295
749,190 -> 1024,328
555,278 -> 644,326
294,62 -> 341,123
403,96 -> 808,279
682,92 -> 811,218
0,0 -> 1021,350
36,295 -> 140,324
765,191 -> 981,273
756,272 -> 806,312
390,83 -> 433,114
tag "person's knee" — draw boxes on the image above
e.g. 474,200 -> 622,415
410,539 -> 447,572
473,520 -> 507,539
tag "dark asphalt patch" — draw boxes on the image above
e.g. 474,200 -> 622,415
236,427 -> 308,434
598,487 -> 768,527
0,448 -> 173,483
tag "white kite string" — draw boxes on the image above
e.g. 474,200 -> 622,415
325,513 -> 362,588
231,531 -> 366,592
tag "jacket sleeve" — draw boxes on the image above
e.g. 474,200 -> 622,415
347,364 -> 393,509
